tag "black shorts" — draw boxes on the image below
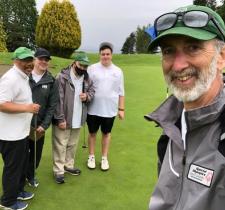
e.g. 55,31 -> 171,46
87,114 -> 115,134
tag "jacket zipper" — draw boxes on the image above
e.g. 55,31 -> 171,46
175,112 -> 188,210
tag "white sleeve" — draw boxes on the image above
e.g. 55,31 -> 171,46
0,76 -> 17,103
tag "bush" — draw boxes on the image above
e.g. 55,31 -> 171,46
36,0 -> 81,58
0,21 -> 7,52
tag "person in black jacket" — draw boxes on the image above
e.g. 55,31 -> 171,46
27,48 -> 58,187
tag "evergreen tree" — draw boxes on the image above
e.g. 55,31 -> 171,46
121,32 -> 136,54
193,0 -> 208,6
217,1 -> 225,21
136,25 -> 151,54
193,0 -> 217,10
36,0 -> 81,58
0,21 -> 7,52
0,0 -> 38,51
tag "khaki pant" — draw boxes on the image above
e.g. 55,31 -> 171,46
52,125 -> 80,175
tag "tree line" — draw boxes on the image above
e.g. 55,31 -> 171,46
0,0 -> 81,58
0,0 -> 224,56
121,0 -> 225,54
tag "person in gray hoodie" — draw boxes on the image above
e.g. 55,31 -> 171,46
52,52 -> 94,184
145,5 -> 225,210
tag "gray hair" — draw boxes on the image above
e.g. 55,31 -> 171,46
215,39 -> 225,53
214,39 -> 225,80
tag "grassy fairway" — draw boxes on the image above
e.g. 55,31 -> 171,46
0,53 -> 167,210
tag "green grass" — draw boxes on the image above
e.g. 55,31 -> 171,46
0,52 -> 167,210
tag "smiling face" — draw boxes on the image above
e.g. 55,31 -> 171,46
160,35 -> 224,108
15,58 -> 34,75
34,57 -> 50,73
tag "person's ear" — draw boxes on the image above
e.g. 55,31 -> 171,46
217,46 -> 225,72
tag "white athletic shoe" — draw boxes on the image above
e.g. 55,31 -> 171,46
101,158 -> 109,171
87,156 -> 96,169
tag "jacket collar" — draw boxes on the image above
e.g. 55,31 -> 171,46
60,65 -> 73,83
29,70 -> 54,84
145,88 -> 225,149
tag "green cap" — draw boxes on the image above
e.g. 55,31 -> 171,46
149,5 -> 225,50
12,47 -> 34,60
74,51 -> 90,66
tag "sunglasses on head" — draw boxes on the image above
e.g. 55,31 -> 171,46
154,10 -> 225,41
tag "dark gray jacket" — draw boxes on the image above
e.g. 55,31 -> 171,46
29,71 -> 59,130
53,65 -> 95,128
145,88 -> 225,210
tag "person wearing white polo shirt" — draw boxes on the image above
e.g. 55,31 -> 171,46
0,47 -> 40,210
87,42 -> 125,171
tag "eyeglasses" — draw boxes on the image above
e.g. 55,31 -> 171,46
154,10 -> 225,41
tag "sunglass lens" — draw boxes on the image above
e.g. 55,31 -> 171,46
184,11 -> 208,27
156,13 -> 177,31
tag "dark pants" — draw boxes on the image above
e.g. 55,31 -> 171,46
26,136 -> 44,180
0,138 -> 29,206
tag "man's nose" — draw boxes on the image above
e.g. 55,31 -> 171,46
171,51 -> 189,72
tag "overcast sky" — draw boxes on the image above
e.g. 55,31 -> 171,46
36,0 -> 195,53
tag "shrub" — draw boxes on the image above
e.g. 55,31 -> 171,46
36,0 -> 81,58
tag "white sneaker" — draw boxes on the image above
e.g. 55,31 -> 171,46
101,158 -> 109,171
87,156 -> 96,169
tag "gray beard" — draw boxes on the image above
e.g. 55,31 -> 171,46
164,55 -> 218,102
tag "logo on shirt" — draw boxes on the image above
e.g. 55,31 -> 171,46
42,85 -> 48,89
187,163 -> 214,187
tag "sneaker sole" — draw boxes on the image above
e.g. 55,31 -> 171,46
0,204 -> 11,210
17,194 -> 34,201
19,204 -> 28,210
55,178 -> 65,184
55,181 -> 65,184
100,163 -> 109,171
64,171 -> 81,176
87,165 -> 96,170
101,167 -> 109,171
0,203 -> 28,210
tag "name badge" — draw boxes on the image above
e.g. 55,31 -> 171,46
187,164 -> 214,187
42,85 -> 48,89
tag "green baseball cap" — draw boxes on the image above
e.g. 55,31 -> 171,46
12,47 -> 34,60
74,51 -> 90,66
149,5 -> 225,51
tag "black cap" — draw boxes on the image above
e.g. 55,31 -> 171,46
34,48 -> 51,60
99,42 -> 113,52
